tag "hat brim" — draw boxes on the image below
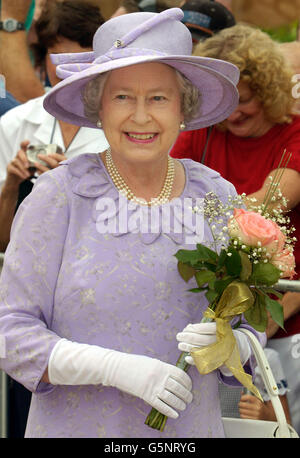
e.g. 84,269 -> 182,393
43,54 -> 239,131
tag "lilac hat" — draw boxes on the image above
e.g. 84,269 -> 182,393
43,8 -> 239,131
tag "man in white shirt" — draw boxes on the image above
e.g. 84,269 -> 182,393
0,1 -> 109,253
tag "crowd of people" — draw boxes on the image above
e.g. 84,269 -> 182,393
0,0 -> 299,439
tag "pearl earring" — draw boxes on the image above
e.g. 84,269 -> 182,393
180,121 -> 186,130
97,120 -> 102,129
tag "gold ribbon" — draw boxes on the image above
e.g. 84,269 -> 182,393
191,281 -> 263,401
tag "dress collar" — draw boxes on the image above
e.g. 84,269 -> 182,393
61,153 -> 220,245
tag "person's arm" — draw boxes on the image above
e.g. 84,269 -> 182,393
33,152 -> 68,176
0,168 -> 69,393
266,291 -> 300,338
245,153 -> 300,337
0,0 -> 44,102
0,140 -> 34,252
247,168 -> 300,212
176,322 -> 258,377
0,137 -> 69,251
0,183 -> 20,252
239,393 -> 292,425
40,338 -> 193,419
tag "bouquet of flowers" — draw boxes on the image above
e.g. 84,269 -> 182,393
145,154 -> 296,431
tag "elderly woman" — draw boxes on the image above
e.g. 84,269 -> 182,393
0,9 -> 263,438
171,24 -> 300,434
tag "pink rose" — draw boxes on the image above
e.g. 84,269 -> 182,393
271,248 -> 296,279
228,208 -> 286,254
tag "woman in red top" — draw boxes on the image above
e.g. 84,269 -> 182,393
171,24 -> 300,434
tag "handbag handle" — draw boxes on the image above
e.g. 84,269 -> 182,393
239,328 -> 291,438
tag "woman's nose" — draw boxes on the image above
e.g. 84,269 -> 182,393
227,108 -> 242,122
131,100 -> 151,125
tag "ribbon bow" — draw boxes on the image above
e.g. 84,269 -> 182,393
191,281 -> 263,401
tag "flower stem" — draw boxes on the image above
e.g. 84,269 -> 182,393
175,351 -> 190,372
261,150 -> 291,215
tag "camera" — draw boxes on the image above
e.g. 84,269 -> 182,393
26,144 -> 63,168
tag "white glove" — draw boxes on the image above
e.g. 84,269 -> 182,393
48,339 -> 193,419
176,323 -> 251,376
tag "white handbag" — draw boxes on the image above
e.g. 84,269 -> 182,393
222,328 -> 299,438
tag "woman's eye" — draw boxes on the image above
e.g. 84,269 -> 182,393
239,96 -> 252,104
116,95 -> 128,100
153,96 -> 165,101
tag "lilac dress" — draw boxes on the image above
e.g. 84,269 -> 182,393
0,154 -> 264,438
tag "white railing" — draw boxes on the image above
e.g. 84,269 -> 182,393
274,279 -> 300,292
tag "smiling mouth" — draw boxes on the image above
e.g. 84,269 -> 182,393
126,132 -> 157,140
229,116 -> 249,126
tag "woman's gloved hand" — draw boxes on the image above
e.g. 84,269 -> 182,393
176,322 -> 251,376
48,339 -> 193,419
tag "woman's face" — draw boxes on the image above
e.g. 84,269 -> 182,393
223,80 -> 274,137
46,37 -> 92,87
99,62 -> 184,165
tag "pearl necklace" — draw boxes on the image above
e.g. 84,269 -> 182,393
105,148 -> 175,206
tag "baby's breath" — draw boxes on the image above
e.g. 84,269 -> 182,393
193,177 -> 296,259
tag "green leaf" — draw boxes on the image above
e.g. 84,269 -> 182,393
224,248 -> 242,277
244,294 -> 268,332
249,262 -> 281,286
265,295 -> 284,330
175,249 -> 202,266
188,287 -> 206,293
214,277 -> 235,295
195,270 -> 216,287
216,249 -> 227,271
239,251 -> 252,281
205,289 -> 219,303
193,262 -> 217,272
196,244 -> 218,264
175,245 -> 217,267
259,287 -> 283,300
177,261 -> 196,282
